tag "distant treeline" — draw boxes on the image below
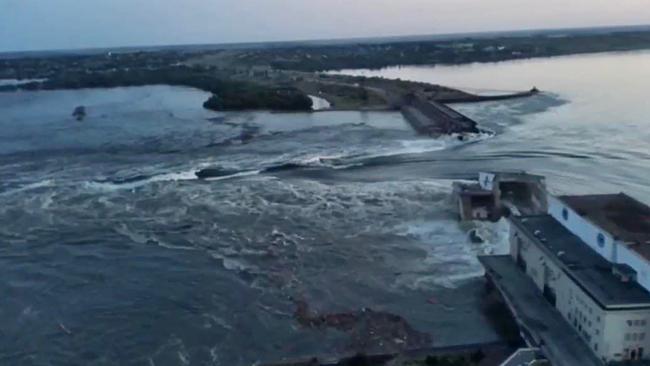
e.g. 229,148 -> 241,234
257,31 -> 650,71
0,67 -> 313,111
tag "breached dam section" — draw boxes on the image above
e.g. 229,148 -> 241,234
400,94 -> 480,136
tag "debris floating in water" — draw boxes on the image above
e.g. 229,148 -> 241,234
72,106 -> 86,121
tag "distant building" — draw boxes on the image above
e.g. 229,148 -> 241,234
506,193 -> 650,363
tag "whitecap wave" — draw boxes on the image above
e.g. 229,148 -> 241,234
84,169 -> 199,191
392,214 -> 511,290
115,224 -> 197,250
209,251 -> 255,273
293,153 -> 363,170
84,126 -> 495,191
0,179 -> 55,196
203,170 -> 262,181
360,131 -> 495,161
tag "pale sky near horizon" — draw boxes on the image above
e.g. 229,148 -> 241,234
1,0 -> 649,52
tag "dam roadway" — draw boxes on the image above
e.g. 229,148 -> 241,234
398,87 -> 539,136
302,75 -> 537,137
369,87 -> 536,137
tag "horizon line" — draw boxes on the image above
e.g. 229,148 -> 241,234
2,22 -> 650,57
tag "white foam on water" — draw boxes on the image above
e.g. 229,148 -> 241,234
255,124 -> 495,173
116,223 -> 199,251
154,240 -> 197,251
115,225 -> 195,251
0,179 -> 55,197
83,168 -> 202,191
83,169 -> 197,191
392,214 -> 511,290
308,95 -> 331,110
203,313 -> 234,331
471,218 -> 511,256
115,224 -> 151,245
39,191 -> 57,209
208,250 -> 255,273
291,152 -> 366,170
209,346 -> 221,366
299,153 -> 346,166
362,131 -> 495,160
0,78 -> 47,86
389,139 -> 449,156
203,170 -> 262,182
178,351 -> 190,366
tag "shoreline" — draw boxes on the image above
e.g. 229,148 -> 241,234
0,72 -> 537,138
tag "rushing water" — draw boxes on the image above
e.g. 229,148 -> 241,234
1,51 -> 650,365
334,50 -> 650,197
0,86 -> 500,366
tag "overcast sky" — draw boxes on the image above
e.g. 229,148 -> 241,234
1,0 -> 650,52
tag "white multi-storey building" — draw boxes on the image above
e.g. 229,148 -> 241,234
548,194 -> 650,292
509,193 -> 650,364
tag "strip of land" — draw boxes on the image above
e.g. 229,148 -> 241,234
2,27 -> 648,133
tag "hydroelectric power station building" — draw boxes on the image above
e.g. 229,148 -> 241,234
479,183 -> 650,365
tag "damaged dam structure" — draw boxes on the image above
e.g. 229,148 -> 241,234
400,94 -> 480,136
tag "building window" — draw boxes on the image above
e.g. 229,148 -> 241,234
595,343 -> 599,352
562,208 -> 569,221
641,333 -> 646,341
597,233 -> 606,248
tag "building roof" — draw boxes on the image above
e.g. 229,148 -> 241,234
512,215 -> 650,309
559,194 -> 650,260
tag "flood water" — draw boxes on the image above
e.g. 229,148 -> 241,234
1,50 -> 650,365
333,50 -> 650,197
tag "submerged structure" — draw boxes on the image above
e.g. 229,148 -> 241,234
480,184 -> 650,365
400,93 -> 481,137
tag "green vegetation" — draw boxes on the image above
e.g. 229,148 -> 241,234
0,66 -> 312,111
294,80 -> 386,109
202,86 -> 312,111
5,28 -> 649,112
